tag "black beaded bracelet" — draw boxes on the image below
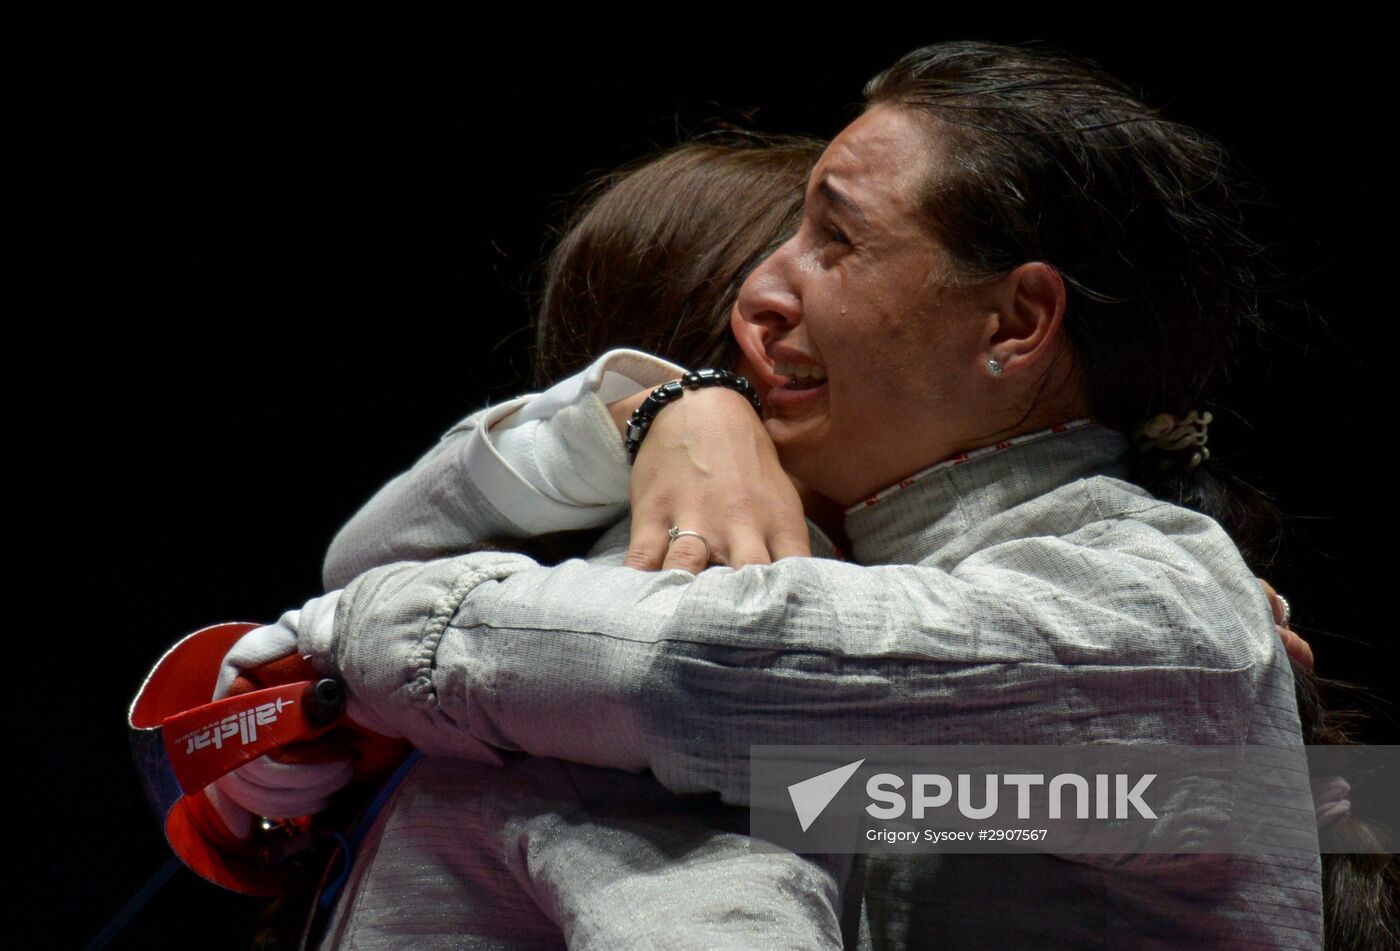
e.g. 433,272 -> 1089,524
624,369 -> 763,461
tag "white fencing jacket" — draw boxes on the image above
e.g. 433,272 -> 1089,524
313,353 -> 1321,948
318,351 -> 855,949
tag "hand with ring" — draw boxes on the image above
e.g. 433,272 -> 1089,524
667,527 -> 713,564
611,385 -> 811,572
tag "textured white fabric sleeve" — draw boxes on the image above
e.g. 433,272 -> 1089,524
322,349 -> 684,590
483,349 -> 685,525
313,517 -> 1273,805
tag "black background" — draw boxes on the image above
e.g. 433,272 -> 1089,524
16,10 -> 1397,948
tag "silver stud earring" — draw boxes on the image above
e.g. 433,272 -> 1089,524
986,358 -> 1004,377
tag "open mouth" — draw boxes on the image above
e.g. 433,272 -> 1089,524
773,361 -> 828,391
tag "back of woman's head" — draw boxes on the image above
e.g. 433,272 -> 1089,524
534,131 -> 823,388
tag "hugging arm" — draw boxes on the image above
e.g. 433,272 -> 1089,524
305,507 -> 1279,804
224,350 -> 680,823
321,350 -> 684,589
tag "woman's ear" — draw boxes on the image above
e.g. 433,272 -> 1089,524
982,262 -> 1089,422
987,262 -> 1067,368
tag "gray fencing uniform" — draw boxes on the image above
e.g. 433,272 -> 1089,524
313,421 -> 1321,949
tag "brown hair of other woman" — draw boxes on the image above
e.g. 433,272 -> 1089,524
508,131 -> 824,564
866,41 -> 1397,951
533,130 -> 824,388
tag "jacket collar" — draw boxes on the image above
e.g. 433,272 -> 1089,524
844,421 -> 1130,567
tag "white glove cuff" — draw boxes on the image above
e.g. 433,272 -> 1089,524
214,756 -> 353,820
204,783 -> 254,840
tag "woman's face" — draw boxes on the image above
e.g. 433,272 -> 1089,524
734,105 -> 997,506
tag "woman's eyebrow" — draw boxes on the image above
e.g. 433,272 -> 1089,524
818,177 -> 867,223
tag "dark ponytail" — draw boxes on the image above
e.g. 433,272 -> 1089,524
867,41 -> 1397,947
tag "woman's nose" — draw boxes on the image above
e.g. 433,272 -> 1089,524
737,242 -> 802,336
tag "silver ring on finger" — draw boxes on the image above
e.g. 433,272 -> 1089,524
667,526 -> 713,565
1275,593 -> 1292,627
